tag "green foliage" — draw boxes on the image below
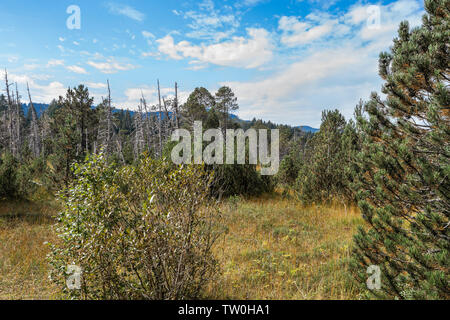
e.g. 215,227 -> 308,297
211,163 -> 274,198
0,152 -> 45,200
48,153 -> 222,299
214,86 -> 239,130
294,110 -> 359,204
352,1 -> 449,300
0,152 -> 20,198
181,87 -> 214,128
48,112 -> 80,187
276,134 -> 312,188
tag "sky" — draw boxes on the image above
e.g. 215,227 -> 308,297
0,0 -> 425,127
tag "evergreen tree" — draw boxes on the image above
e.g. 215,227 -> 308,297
295,109 -> 351,204
214,86 -> 238,132
352,1 -> 449,299
181,87 -> 213,128
57,85 -> 94,155
0,94 -> 7,112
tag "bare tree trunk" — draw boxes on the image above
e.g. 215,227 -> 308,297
40,111 -> 51,156
141,91 -> 152,154
4,70 -> 14,155
157,79 -> 163,158
174,82 -> 179,129
162,97 -> 171,146
133,101 -> 145,160
115,136 -> 125,164
14,83 -> 22,159
27,82 -> 40,157
106,80 -> 112,153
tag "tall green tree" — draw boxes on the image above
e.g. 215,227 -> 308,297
295,109 -> 352,204
214,86 -> 238,132
58,85 -> 94,155
181,87 -> 213,128
352,0 -> 449,299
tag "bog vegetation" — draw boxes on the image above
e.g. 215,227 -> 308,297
0,0 -> 448,299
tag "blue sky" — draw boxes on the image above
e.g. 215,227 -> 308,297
0,0 -> 425,127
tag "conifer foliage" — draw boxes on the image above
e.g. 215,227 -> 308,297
352,0 -> 449,299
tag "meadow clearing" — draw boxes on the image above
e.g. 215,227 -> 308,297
0,194 -> 364,300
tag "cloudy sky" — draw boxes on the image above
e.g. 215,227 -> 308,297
0,0 -> 425,127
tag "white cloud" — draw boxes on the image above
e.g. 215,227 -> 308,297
182,0 -> 239,41
87,58 -> 137,74
23,64 -> 39,71
220,0 -> 425,126
142,31 -> 155,39
4,71 -> 66,103
141,51 -> 159,58
107,3 -> 145,21
86,82 -> 108,89
157,28 -> 273,69
7,56 -> 18,63
46,59 -> 64,67
66,65 -> 88,74
119,85 -> 190,110
33,81 -> 67,102
279,15 -> 338,46
239,0 -> 267,6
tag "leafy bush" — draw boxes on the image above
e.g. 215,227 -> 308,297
48,153 -> 222,299
0,152 -> 19,199
294,110 -> 358,205
0,152 -> 43,199
210,163 -> 274,198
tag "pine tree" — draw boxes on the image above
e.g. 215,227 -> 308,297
58,85 -> 94,156
352,0 -> 449,299
295,110 -> 350,204
181,87 -> 213,129
215,86 -> 238,133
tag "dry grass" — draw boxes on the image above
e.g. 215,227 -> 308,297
206,194 -> 364,300
0,194 -> 364,300
0,200 -> 59,299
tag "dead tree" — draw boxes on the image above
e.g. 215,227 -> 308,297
14,84 -> 22,157
27,82 -> 40,157
4,70 -> 14,155
96,80 -> 120,157
106,80 -> 113,151
174,82 -> 179,129
162,96 -> 172,146
157,79 -> 163,157
133,101 -> 146,160
140,91 -> 155,155
39,111 -> 51,156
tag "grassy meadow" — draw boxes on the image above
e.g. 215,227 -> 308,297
0,194 -> 364,300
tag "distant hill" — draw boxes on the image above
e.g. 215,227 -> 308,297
21,102 -> 318,132
22,103 -> 49,117
295,126 -> 319,133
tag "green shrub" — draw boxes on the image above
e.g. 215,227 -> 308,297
210,163 -> 274,198
0,152 -> 19,199
0,152 -> 41,199
48,153 -> 222,299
